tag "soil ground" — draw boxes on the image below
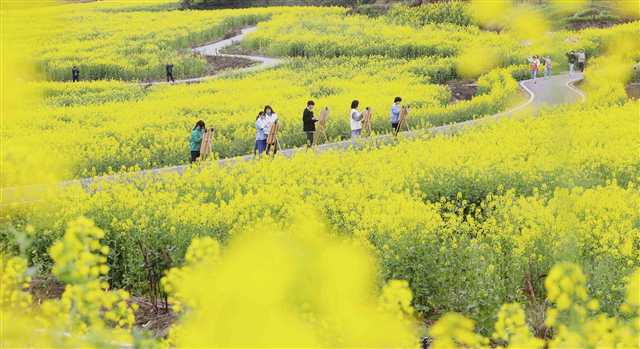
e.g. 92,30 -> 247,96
447,79 -> 477,102
204,55 -> 257,75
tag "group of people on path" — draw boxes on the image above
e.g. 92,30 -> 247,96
189,97 -> 406,162
303,97 -> 404,146
526,50 -> 586,83
254,106 -> 278,156
567,50 -> 586,76
527,56 -> 553,82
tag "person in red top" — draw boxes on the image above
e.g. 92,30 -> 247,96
528,55 -> 540,84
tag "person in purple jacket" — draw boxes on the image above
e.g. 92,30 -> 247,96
390,96 -> 402,132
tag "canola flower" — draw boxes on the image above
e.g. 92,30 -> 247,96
3,57 -> 521,183
3,1 -> 638,183
1,218 -> 137,348
13,1 -> 277,81
4,99 -> 638,330
430,263 -> 640,349
2,0 -> 640,345
165,216 -> 418,347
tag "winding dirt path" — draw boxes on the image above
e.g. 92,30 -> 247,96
153,27 -> 283,85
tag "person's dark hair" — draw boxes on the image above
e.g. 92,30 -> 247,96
264,105 -> 275,114
256,111 -> 265,120
394,96 -> 402,103
351,100 -> 359,109
307,100 -> 315,106
193,120 -> 205,130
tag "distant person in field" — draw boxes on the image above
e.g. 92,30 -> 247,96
350,100 -> 363,142
528,55 -> 540,83
255,111 -> 268,157
190,120 -> 206,163
390,96 -> 402,132
566,51 -> 576,76
577,51 -> 586,72
544,56 -> 552,79
302,100 -> 318,148
166,63 -> 175,83
264,105 -> 278,155
72,66 -> 80,82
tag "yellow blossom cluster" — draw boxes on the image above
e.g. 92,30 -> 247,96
430,263 -> 640,349
0,255 -> 32,310
1,218 -> 138,347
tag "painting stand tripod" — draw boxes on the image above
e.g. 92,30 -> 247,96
313,107 -> 330,146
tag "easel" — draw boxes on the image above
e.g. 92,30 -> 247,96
266,122 -> 280,156
362,107 -> 373,136
199,128 -> 214,161
394,107 -> 410,136
313,107 -> 330,146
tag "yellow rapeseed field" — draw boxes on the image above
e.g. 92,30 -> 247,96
1,0 -> 639,347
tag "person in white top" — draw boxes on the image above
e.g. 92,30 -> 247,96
255,111 -> 268,157
528,55 -> 540,83
544,56 -> 552,79
264,105 -> 278,155
349,100 -> 363,142
577,51 -> 586,72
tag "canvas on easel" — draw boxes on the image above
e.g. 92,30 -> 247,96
394,107 -> 409,136
199,128 -> 214,161
362,107 -> 373,136
266,122 -> 279,155
313,107 -> 330,146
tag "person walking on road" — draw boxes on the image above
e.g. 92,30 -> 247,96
190,120 -> 206,163
544,56 -> 552,79
390,96 -> 402,132
577,51 -> 586,72
302,100 -> 318,148
166,63 -> 175,83
72,66 -> 80,82
350,100 -> 363,142
566,51 -> 576,76
528,55 -> 540,83
255,111 -> 268,157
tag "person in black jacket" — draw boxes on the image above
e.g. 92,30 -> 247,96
566,51 -> 576,76
302,100 -> 317,147
72,66 -> 80,82
166,63 -> 175,83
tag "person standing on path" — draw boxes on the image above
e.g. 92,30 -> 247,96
264,105 -> 278,155
255,111 -> 268,157
302,100 -> 317,148
166,63 -> 175,83
390,96 -> 402,132
190,120 -> 206,163
544,56 -> 552,79
72,66 -> 80,82
350,100 -> 363,142
577,51 -> 586,72
566,51 -> 576,76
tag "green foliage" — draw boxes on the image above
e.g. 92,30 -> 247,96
386,1 -> 472,27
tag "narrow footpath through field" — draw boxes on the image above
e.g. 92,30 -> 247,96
152,27 -> 283,85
